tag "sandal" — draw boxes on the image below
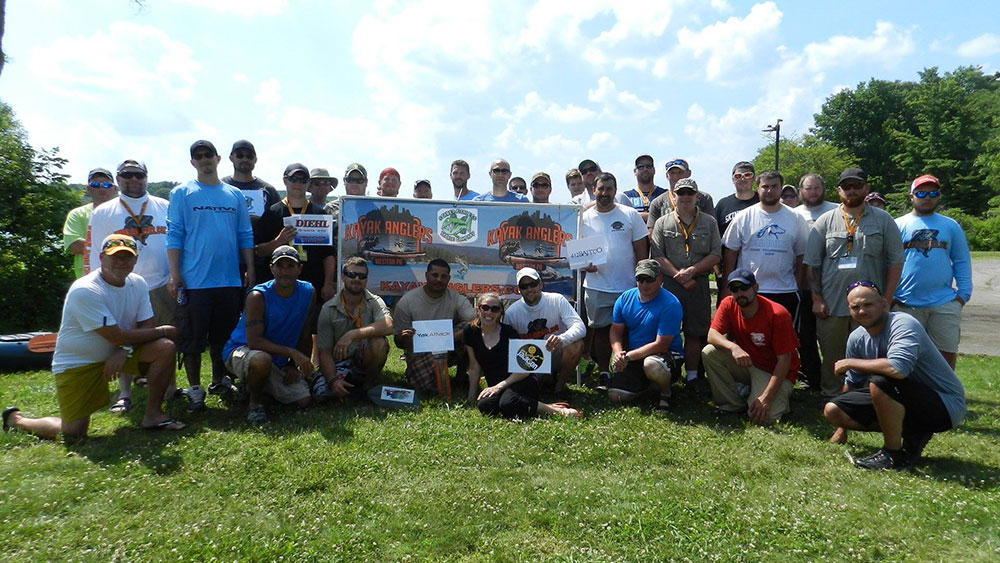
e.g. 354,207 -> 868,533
110,397 -> 133,413
142,418 -> 186,431
2,406 -> 19,432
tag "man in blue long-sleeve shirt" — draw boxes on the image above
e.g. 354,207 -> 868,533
167,140 -> 255,412
892,174 -> 972,370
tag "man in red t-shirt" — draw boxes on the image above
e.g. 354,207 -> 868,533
703,268 -> 800,423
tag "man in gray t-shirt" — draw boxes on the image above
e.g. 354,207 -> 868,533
803,168 -> 904,399
823,283 -> 965,471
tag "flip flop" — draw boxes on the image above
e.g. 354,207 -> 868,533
142,419 -> 186,431
110,397 -> 133,413
2,406 -> 19,432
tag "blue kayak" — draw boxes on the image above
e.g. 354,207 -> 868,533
0,332 -> 56,372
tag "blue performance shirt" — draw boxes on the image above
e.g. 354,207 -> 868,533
894,212 -> 972,307
471,191 -> 530,203
611,287 -> 683,356
458,190 -> 480,201
166,180 -> 254,289
224,279 -> 314,368
622,186 -> 668,213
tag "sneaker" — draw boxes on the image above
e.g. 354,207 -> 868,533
654,396 -> 671,415
595,371 -> 612,392
902,432 -> 933,460
246,405 -> 268,425
735,383 -> 751,398
684,376 -> 708,396
208,376 -> 235,396
186,385 -> 206,412
854,448 -> 913,471
310,373 -> 333,401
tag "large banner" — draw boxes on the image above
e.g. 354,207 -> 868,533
338,196 -> 581,300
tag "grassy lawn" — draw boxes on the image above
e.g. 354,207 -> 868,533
2,349 -> 998,561
970,251 -> 1000,261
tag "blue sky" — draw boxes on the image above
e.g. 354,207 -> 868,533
2,0 -> 998,203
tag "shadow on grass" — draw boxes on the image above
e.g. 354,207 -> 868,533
915,455 -> 1000,489
68,425 -> 199,476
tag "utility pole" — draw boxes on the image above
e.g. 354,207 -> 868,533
762,119 -> 782,170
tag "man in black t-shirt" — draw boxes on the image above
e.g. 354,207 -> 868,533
221,140 -> 282,282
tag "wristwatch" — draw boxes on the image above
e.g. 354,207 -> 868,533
120,345 -> 134,357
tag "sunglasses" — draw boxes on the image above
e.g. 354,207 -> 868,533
119,172 -> 146,180
847,280 -> 881,295
310,180 -> 334,187
635,275 -> 657,284
780,193 -> 797,199
103,238 -> 137,252
914,190 -> 940,199
728,283 -> 752,293
192,152 -> 216,160
531,182 -> 551,189
342,270 -> 368,280
518,279 -> 540,290
233,151 -> 254,159
733,172 -> 754,180
345,177 -> 365,184
285,175 -> 309,184
89,181 -> 115,189
479,304 -> 503,313
491,168 -> 511,174
580,166 -> 599,174
635,164 -> 654,170
674,189 -> 696,196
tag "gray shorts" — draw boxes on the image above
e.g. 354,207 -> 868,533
583,288 -> 620,328
892,299 -> 962,353
226,346 -> 310,404
663,276 -> 712,336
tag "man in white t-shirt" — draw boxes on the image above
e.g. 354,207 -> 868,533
721,169 -> 809,323
3,234 -> 184,441
579,172 -> 649,378
505,267 -> 586,401
88,159 -> 174,412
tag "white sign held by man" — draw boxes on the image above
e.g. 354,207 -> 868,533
284,214 -> 334,246
565,236 -> 609,270
412,319 -> 455,353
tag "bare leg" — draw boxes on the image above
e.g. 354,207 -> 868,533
555,340 -> 583,393
139,338 -> 183,428
536,401 -> 581,418
245,352 -> 274,409
359,337 -> 390,390
870,382 -> 905,450
591,326 -> 612,373
683,333 -> 703,374
208,343 -> 227,384
7,411 -> 64,441
183,353 -> 201,388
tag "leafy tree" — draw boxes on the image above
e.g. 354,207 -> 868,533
0,100 -> 80,332
147,181 -> 178,200
751,134 -> 857,200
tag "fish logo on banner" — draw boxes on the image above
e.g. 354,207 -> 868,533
438,208 -> 478,243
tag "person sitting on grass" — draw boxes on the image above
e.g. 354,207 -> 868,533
703,268 -> 799,424
3,234 -> 185,440
607,259 -> 684,413
823,281 -> 966,471
465,293 -> 581,420
222,246 -> 315,424
313,256 -> 393,401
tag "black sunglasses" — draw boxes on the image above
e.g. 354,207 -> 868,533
635,275 -> 657,284
518,279 -> 540,290
286,175 -> 309,184
479,304 -> 502,313
119,172 -> 146,180
580,166 -> 599,174
728,283 -> 752,293
342,270 -> 368,280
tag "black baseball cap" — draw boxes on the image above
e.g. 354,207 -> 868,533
190,140 -> 218,158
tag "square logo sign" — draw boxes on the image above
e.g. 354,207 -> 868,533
437,207 -> 478,244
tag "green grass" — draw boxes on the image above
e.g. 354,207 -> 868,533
970,251 -> 1000,261
2,350 -> 999,561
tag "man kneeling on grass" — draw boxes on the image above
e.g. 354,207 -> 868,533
3,234 -> 184,440
222,246 -> 315,424
823,281 -> 966,471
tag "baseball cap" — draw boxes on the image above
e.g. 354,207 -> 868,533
727,268 -> 757,287
101,233 -> 138,257
634,259 -> 661,278
865,192 -> 887,204
271,245 -> 301,265
117,160 -> 147,175
88,167 -> 114,181
673,178 -> 698,193
578,159 -> 599,172
838,167 -> 867,186
530,172 -> 551,185
665,158 -> 689,172
634,154 -> 654,167
230,140 -> 255,156
344,163 -> 368,180
189,140 -> 218,158
516,267 -> 540,284
781,184 -> 797,195
413,179 -> 431,188
910,174 -> 940,193
379,167 -> 400,183
283,163 -> 309,178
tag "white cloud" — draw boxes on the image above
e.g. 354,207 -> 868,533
586,132 -> 619,151
525,134 -> 583,158
710,0 -> 732,11
172,0 -> 289,16
587,77 -> 660,117
253,78 -> 281,105
957,33 -> 1000,57
232,72 -> 249,84
801,21 -> 914,71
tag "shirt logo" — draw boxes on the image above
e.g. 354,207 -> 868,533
755,224 -> 787,240
905,229 -> 947,257
751,332 -> 766,346
611,221 -> 625,231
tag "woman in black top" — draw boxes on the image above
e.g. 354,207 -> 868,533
464,293 -> 580,419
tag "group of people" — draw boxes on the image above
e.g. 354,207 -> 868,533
2,142 -> 971,472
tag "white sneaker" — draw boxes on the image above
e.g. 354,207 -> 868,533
187,385 -> 206,412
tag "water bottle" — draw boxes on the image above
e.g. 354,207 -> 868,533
176,286 -> 188,306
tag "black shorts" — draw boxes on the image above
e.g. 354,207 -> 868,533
608,352 -> 681,393
176,287 -> 244,354
831,375 -> 953,434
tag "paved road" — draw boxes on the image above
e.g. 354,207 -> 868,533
959,259 -> 1000,356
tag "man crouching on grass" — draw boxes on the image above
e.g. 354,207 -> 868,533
823,281 -> 966,471
222,246 -> 315,424
3,234 -> 184,441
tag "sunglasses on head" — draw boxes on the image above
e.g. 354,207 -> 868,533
665,159 -> 687,168
119,172 -> 146,180
914,190 -> 940,199
286,175 -> 309,184
479,304 -> 502,313
518,279 -> 540,290
103,238 -> 137,252
847,280 -> 881,295
342,270 -> 368,280
733,172 -> 754,180
89,181 -> 115,189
